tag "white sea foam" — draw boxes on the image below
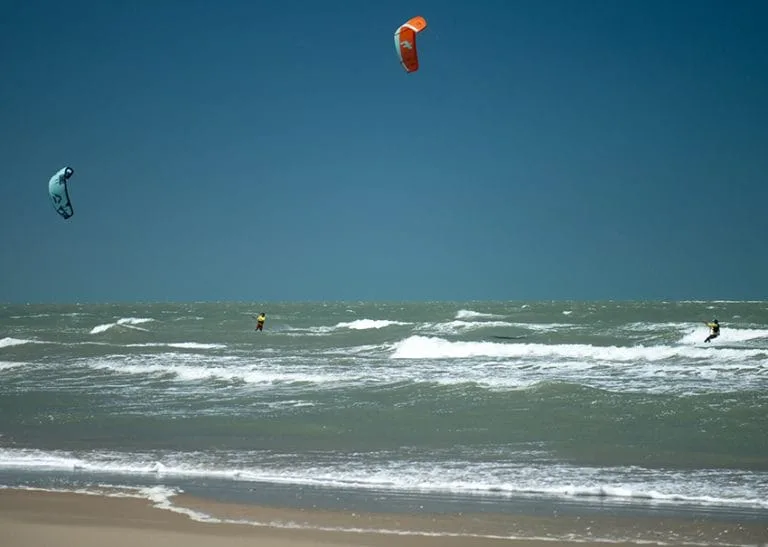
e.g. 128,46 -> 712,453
41,335 -> 763,398
0,337 -> 35,348
417,320 -> 517,336
622,322 -> 691,333
390,335 -> 767,362
125,342 -> 226,350
0,448 -> 765,512
82,353 -> 359,389
90,317 -> 155,334
419,321 -> 577,337
455,309 -> 505,320
281,318 -> 411,336
678,325 -> 768,346
335,319 -> 410,330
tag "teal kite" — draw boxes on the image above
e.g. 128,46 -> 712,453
48,167 -> 76,219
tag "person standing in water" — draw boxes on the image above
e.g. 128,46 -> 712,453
254,313 -> 266,332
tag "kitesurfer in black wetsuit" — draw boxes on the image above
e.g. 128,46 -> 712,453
704,319 -> 720,343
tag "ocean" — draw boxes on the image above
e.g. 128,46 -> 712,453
1,301 -> 767,543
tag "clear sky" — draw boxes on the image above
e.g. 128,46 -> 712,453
2,0 -> 767,303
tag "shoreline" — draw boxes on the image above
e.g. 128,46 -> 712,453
4,471 -> 766,524
2,487 -> 766,547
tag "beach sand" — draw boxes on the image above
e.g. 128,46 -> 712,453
1,489 -> 765,547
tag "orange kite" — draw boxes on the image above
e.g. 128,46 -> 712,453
394,16 -> 428,73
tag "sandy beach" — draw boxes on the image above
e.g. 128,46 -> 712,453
2,488 -> 766,547
0,489 -> 554,547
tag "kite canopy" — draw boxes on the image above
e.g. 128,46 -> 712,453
394,16 -> 428,73
48,166 -> 75,219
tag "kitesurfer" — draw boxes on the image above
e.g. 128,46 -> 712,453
704,319 -> 720,343
255,313 -> 266,332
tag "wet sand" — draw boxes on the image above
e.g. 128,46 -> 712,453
1,489 -> 765,546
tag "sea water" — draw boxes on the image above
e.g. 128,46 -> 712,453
1,301 -> 767,540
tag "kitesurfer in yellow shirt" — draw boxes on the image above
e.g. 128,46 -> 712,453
255,313 -> 266,332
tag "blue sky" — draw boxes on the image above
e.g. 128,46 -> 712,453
1,0 -> 767,303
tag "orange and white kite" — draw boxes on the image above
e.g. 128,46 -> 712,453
394,16 -> 428,73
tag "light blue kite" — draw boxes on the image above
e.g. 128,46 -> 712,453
48,166 -> 75,219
